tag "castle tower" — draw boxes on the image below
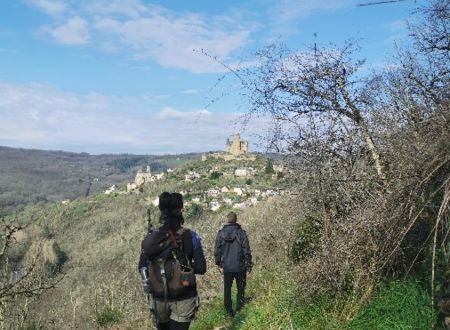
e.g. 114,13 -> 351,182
225,133 -> 249,157
135,165 -> 152,186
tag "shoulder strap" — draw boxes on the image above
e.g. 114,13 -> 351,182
168,230 -> 178,247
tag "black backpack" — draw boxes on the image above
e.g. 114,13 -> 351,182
141,228 -> 196,299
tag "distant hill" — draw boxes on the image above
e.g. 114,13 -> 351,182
0,146 -> 199,215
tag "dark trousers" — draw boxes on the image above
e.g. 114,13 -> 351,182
223,271 -> 246,315
158,320 -> 190,330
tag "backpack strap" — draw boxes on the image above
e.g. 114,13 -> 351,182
168,230 -> 178,247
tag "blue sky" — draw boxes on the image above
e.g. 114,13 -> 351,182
0,0 -> 424,154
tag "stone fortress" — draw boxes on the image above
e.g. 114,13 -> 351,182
202,133 -> 255,161
135,165 -> 153,186
225,133 -> 248,157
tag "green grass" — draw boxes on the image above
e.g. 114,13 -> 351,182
191,297 -> 230,330
347,280 -> 433,330
192,268 -> 433,330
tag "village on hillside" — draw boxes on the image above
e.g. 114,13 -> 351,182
103,133 -> 285,212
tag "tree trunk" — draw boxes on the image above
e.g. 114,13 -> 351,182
338,80 -> 387,184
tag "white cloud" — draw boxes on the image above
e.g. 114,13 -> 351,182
0,81 -> 268,154
272,0 -> 349,21
181,89 -> 203,95
156,107 -> 211,120
30,0 -> 254,73
26,0 -> 66,16
92,13 -> 251,73
268,0 -> 356,37
45,16 -> 90,45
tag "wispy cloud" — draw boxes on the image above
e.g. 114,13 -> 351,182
0,81 -> 268,154
29,0 -> 254,73
26,0 -> 66,16
44,16 -> 90,45
181,89 -> 203,95
268,0 -> 357,37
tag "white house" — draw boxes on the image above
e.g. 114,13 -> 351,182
233,187 -> 244,196
273,164 -> 284,173
223,198 -> 233,205
210,200 -> 221,212
234,167 -> 255,177
233,202 -> 246,209
185,171 -> 201,182
207,188 -> 220,197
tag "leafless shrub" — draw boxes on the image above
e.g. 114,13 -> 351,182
226,0 -> 449,319
0,216 -> 64,329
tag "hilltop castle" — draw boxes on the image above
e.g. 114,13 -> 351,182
225,133 -> 248,157
202,133 -> 255,161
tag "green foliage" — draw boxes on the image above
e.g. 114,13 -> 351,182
245,179 -> 253,185
347,280 -> 433,329
95,306 -> 123,327
194,264 -> 433,330
107,157 -> 168,173
65,201 -> 91,220
41,224 -> 53,239
210,171 -> 223,180
22,321 -> 46,330
185,203 -> 203,221
45,241 -> 68,277
289,218 -> 321,262
265,159 -> 274,174
190,297 -> 229,330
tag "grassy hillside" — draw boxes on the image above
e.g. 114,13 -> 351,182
3,153 -> 435,329
2,154 -> 287,329
0,146 -> 198,215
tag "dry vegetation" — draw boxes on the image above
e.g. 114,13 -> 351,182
225,0 -> 450,326
1,1 -> 449,329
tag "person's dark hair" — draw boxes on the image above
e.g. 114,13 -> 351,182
158,192 -> 171,211
227,212 -> 237,223
170,192 -> 183,211
159,192 -> 185,231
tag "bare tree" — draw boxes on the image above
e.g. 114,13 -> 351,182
235,40 -> 387,184
0,217 -> 63,329
215,0 -> 449,326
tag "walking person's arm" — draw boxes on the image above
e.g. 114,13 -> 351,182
191,231 -> 207,274
214,231 -> 223,273
241,231 -> 252,275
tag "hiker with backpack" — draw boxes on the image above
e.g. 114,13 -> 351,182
214,212 -> 252,318
139,192 -> 206,330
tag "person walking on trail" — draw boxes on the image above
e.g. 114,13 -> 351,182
138,192 -> 206,330
214,212 -> 252,318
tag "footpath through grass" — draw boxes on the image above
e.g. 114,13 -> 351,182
192,265 -> 433,330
